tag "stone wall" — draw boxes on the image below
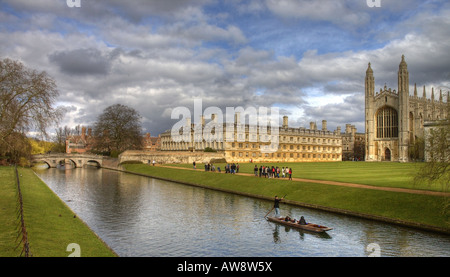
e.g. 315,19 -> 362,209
119,150 -> 226,165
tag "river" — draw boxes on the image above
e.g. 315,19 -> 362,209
34,167 -> 450,257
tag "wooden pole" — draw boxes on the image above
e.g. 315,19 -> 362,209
264,207 -> 274,219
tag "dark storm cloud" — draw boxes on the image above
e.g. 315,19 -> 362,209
301,93 -> 365,132
49,48 -> 115,76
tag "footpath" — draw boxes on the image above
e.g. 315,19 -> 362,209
157,164 -> 450,197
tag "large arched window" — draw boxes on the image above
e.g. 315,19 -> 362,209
376,107 -> 398,138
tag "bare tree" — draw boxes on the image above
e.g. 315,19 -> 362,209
0,58 -> 61,161
414,99 -> 449,219
92,104 -> 143,156
416,120 -> 450,190
52,125 -> 73,153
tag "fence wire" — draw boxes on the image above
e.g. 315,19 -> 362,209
14,165 -> 31,257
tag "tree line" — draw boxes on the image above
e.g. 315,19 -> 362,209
0,58 -> 143,164
54,104 -> 143,157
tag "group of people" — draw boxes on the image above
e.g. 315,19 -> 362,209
254,165 -> 293,180
193,162 -> 293,180
200,162 -> 221,172
224,163 -> 239,174
196,162 -> 241,174
283,215 -> 307,225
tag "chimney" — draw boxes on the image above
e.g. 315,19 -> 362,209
336,126 -> 341,135
81,126 -> 86,140
322,120 -> 327,131
346,124 -> 352,134
283,116 -> 288,128
310,122 -> 316,130
235,112 -> 241,125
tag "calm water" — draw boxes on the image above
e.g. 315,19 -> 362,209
34,167 -> 450,257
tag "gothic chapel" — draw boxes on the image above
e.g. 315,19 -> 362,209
365,55 -> 448,162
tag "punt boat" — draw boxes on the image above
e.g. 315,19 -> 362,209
267,216 -> 332,233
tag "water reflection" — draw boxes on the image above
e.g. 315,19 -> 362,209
34,168 -> 450,257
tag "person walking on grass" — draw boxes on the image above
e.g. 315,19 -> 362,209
288,168 -> 292,180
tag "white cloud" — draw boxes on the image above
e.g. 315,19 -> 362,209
1,0 -> 449,136
265,0 -> 370,27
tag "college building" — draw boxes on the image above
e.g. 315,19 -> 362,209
160,114 -> 343,163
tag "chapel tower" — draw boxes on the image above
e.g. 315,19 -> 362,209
397,55 -> 410,162
364,63 -> 375,161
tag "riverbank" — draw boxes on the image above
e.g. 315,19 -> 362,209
120,164 -> 450,235
0,166 -> 117,257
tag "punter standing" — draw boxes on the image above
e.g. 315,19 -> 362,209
274,196 -> 284,218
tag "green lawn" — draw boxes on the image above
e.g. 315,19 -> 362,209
170,161 -> 443,192
123,163 -> 449,231
0,167 -> 117,257
0,167 -> 20,257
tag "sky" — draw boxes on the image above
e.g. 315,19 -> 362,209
1,0 -> 449,137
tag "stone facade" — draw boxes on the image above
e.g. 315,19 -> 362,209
341,124 -> 365,161
66,126 -> 93,154
142,133 -> 161,151
160,115 -> 342,163
365,55 -> 448,162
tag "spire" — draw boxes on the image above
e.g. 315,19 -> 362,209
423,85 -> 426,99
366,62 -> 373,74
414,83 -> 417,97
439,89 -> 443,102
365,62 -> 375,97
399,54 -> 407,69
398,55 -> 409,95
431,87 -> 435,100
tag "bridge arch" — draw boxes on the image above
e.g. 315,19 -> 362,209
86,160 -> 101,168
66,159 -> 78,168
31,160 -> 52,168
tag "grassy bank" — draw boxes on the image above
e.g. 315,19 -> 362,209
0,167 -> 20,256
0,166 -> 117,257
170,161 -> 442,192
123,164 -> 449,232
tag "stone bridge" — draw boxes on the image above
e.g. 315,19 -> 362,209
119,150 -> 226,165
31,153 -> 104,168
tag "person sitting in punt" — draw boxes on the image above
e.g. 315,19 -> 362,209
298,216 -> 307,225
284,216 -> 296,223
